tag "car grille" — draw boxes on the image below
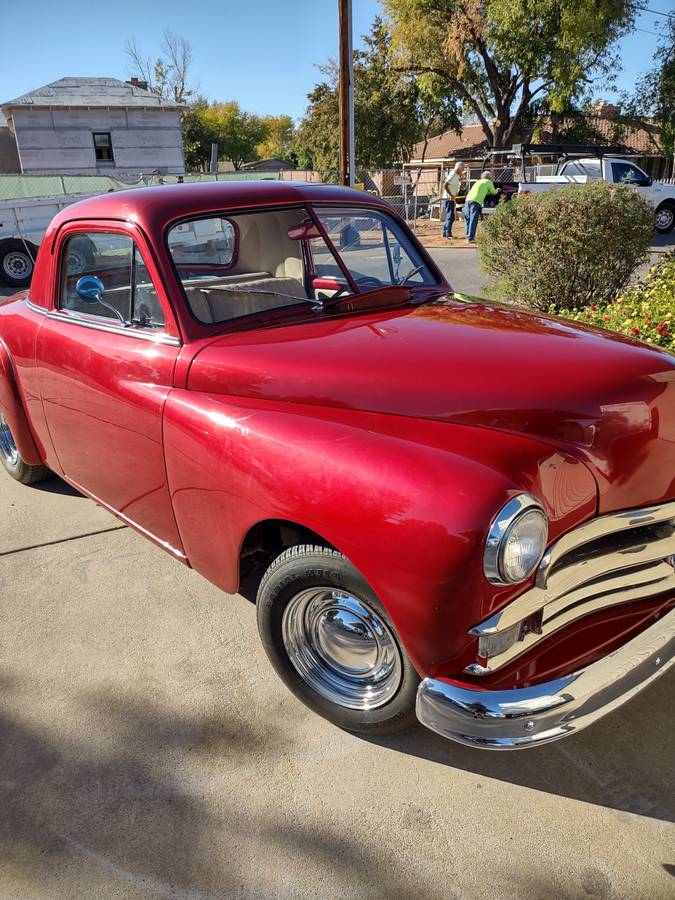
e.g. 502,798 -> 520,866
465,500 -> 675,675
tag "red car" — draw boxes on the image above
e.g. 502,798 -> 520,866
0,182 -> 673,750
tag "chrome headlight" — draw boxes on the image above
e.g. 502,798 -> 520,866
483,494 -> 548,585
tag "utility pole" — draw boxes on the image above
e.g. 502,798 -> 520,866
338,0 -> 354,186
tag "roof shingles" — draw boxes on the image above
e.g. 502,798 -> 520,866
2,77 -> 182,110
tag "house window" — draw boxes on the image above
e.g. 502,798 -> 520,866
93,132 -> 114,163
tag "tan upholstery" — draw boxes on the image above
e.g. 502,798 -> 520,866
177,207 -> 311,323
185,276 -> 307,323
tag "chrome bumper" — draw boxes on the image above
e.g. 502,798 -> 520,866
416,606 -> 675,750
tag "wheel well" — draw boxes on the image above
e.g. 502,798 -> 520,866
238,518 -> 336,600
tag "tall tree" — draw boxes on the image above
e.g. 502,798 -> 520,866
256,115 -> 297,161
383,0 -> 638,148
182,99 -> 268,170
623,17 -> 675,157
296,16 -> 460,170
125,31 -> 195,104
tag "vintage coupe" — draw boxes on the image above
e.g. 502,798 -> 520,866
0,182 -> 673,750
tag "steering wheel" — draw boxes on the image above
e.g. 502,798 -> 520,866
354,276 -> 384,289
323,275 -> 383,303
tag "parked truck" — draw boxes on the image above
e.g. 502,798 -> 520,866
514,143 -> 675,233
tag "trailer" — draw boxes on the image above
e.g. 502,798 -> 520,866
0,193 -> 97,287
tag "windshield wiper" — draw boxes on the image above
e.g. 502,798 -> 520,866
397,265 -> 424,285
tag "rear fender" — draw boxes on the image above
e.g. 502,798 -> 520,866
0,338 -> 42,465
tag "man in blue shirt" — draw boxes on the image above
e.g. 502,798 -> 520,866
441,162 -> 465,239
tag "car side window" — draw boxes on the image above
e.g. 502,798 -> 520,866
60,232 -> 165,329
611,162 -> 645,185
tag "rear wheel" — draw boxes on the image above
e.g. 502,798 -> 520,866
0,239 -> 37,288
655,201 -> 675,234
66,236 -> 96,275
0,413 -> 49,484
256,544 -> 420,735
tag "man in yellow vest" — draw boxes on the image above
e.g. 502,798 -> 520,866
463,170 -> 499,242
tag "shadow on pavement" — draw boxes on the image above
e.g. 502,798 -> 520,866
29,475 -> 82,498
365,668 -> 675,825
0,680 -> 423,898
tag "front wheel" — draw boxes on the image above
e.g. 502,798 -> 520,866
655,202 -> 675,234
256,544 -> 420,735
0,413 -> 49,484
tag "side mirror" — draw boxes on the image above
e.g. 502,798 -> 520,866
75,275 -> 104,304
74,274 -> 127,326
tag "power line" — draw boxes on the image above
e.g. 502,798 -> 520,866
634,25 -> 661,36
636,4 -> 675,19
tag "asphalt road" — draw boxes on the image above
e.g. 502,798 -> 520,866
1,443 -> 674,898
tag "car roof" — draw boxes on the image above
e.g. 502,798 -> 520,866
51,180 -> 392,235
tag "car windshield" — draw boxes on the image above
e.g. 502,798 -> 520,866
167,205 -> 439,326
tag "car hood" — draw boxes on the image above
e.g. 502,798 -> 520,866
189,294 -> 675,513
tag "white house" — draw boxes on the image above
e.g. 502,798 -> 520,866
1,77 -> 185,177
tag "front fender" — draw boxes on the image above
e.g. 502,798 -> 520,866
163,393 -> 597,677
0,337 -> 42,466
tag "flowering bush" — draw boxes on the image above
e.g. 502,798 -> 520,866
553,251 -> 675,353
477,181 -> 654,311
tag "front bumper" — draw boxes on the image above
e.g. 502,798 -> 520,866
416,606 -> 675,750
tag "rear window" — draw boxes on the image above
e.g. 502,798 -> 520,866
562,160 -> 601,178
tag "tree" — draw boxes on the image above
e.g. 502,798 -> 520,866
256,115 -> 297,161
125,31 -> 195,104
182,99 -> 268,170
383,0 -> 638,148
182,96 -> 213,171
296,16 -> 460,170
623,17 -> 675,157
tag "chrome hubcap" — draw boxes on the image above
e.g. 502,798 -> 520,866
0,414 -> 19,466
2,251 -> 32,280
656,208 -> 674,229
282,588 -> 403,710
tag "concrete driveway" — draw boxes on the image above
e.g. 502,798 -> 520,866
1,468 -> 674,899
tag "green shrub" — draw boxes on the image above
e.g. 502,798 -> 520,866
477,180 -> 654,311
554,251 -> 675,354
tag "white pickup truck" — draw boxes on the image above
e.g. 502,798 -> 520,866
518,157 -> 675,233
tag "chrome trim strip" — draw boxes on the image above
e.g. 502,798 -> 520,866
63,473 -> 187,561
25,298 -> 181,346
417,605 -> 675,750
536,500 -> 675,589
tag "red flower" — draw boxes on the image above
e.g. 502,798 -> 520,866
603,316 -> 610,321
631,326 -> 639,335
590,305 -> 597,311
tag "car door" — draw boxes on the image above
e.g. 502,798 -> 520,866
609,161 -> 656,201
35,221 -> 185,558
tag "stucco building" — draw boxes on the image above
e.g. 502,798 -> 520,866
0,77 -> 185,176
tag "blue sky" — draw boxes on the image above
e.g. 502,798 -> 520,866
1,0 -> 670,120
